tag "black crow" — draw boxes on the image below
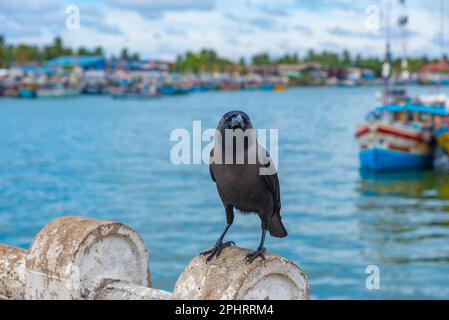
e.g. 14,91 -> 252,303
201,110 -> 287,263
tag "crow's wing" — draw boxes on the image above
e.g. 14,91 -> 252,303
262,169 -> 281,215
260,150 -> 281,215
209,147 -> 216,182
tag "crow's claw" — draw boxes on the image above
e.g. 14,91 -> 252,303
201,241 -> 235,262
245,246 -> 266,263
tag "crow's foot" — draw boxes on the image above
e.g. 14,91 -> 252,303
201,240 -> 235,262
245,246 -> 266,263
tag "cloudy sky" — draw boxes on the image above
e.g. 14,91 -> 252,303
0,0 -> 448,60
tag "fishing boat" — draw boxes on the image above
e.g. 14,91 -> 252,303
258,83 -> 273,91
82,82 -> 106,95
111,90 -> 160,99
18,77 -> 38,98
36,83 -> 81,98
159,85 -> 190,95
190,80 -> 212,92
241,81 -> 259,90
435,123 -> 449,153
433,112 -> 449,170
218,81 -> 240,91
355,102 -> 448,171
18,87 -> 36,98
1,84 -> 19,97
111,92 -> 160,99
354,0 -> 439,171
110,83 -> 160,99
190,85 -> 209,92
274,83 -> 287,91
82,70 -> 106,95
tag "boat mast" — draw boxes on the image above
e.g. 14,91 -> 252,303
382,0 -> 393,105
441,0 -> 446,59
398,0 -> 409,93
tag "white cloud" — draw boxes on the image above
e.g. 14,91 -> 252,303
0,0 -> 447,60
107,0 -> 215,18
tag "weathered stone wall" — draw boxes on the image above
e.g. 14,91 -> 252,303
0,216 -> 310,300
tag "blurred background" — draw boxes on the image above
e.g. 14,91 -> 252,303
1,0 -> 449,299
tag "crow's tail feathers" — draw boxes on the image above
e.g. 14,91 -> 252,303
269,213 -> 287,238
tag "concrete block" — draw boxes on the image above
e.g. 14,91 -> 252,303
93,279 -> 173,300
25,216 -> 151,300
0,244 -> 26,299
173,246 -> 309,300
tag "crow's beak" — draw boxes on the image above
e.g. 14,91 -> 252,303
230,114 -> 243,129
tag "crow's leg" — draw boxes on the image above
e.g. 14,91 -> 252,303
201,205 -> 235,262
246,219 -> 268,263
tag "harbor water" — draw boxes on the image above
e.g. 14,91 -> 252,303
1,86 -> 449,299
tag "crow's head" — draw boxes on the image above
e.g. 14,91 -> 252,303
217,110 -> 253,131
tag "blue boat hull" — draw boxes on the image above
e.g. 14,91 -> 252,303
160,86 -> 190,95
259,84 -> 273,91
18,88 -> 36,98
360,148 -> 432,171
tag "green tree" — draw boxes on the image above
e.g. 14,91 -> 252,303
12,44 -> 42,64
305,49 -> 316,61
77,47 -> 89,55
94,46 -> 103,56
0,35 -> 9,67
277,53 -> 300,64
120,48 -> 129,60
175,49 -> 233,74
131,52 -> 140,61
342,50 -> 351,66
252,53 -> 271,65
43,36 -> 72,60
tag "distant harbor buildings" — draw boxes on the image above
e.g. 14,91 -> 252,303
1,53 -> 449,99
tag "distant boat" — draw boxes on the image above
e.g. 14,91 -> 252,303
433,121 -> 449,171
354,0 -> 437,171
242,82 -> 259,90
190,82 -> 212,92
1,86 -> 19,97
159,85 -> 190,95
338,80 -> 359,87
111,92 -> 160,99
219,82 -> 240,91
110,84 -> 160,99
82,82 -> 106,95
355,103 -> 448,171
191,86 -> 208,92
435,123 -> 449,153
258,83 -> 273,91
274,84 -> 287,91
18,87 -> 36,98
36,84 -> 81,98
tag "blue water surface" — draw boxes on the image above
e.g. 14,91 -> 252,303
1,86 -> 449,299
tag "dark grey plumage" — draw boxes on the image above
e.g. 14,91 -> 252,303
201,110 -> 287,263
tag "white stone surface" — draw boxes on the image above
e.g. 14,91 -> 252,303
173,246 -> 309,300
93,279 -> 173,300
0,244 -> 26,299
25,216 -> 151,300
